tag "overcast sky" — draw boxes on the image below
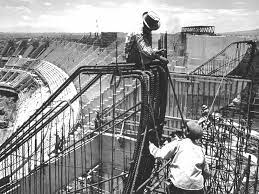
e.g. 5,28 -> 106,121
0,0 -> 258,33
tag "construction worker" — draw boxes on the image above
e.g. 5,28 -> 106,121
149,120 -> 210,194
68,121 -> 83,136
201,105 -> 209,117
198,105 -> 210,128
94,111 -> 112,129
49,133 -> 65,156
125,11 -> 169,69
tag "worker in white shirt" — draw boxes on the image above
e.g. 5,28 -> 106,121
149,120 -> 210,194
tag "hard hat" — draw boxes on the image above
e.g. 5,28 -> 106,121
201,105 -> 209,114
211,112 -> 222,121
232,97 -> 241,105
186,120 -> 203,139
201,105 -> 208,111
143,11 -> 160,31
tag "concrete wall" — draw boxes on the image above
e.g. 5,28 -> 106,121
18,133 -> 136,194
186,34 -> 248,64
19,138 -> 100,194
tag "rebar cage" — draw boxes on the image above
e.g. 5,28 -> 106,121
0,64 -> 168,194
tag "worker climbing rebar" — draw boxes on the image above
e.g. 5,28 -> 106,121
149,120 -> 211,194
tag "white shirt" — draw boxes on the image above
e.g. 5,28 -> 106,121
149,138 -> 208,190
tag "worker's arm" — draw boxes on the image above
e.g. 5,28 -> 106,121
136,35 -> 154,58
155,48 -> 166,56
136,35 -> 161,59
149,140 -> 178,160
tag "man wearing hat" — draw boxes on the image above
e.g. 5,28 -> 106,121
149,120 -> 210,194
125,11 -> 169,69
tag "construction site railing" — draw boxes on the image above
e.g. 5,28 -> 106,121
0,63 -> 163,194
190,41 -> 256,77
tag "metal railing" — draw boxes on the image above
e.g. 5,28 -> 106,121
190,41 -> 255,77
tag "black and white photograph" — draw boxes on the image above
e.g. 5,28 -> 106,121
0,0 -> 258,193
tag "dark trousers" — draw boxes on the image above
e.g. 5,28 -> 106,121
166,184 -> 204,194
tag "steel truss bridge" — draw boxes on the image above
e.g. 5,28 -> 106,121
181,26 -> 215,36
